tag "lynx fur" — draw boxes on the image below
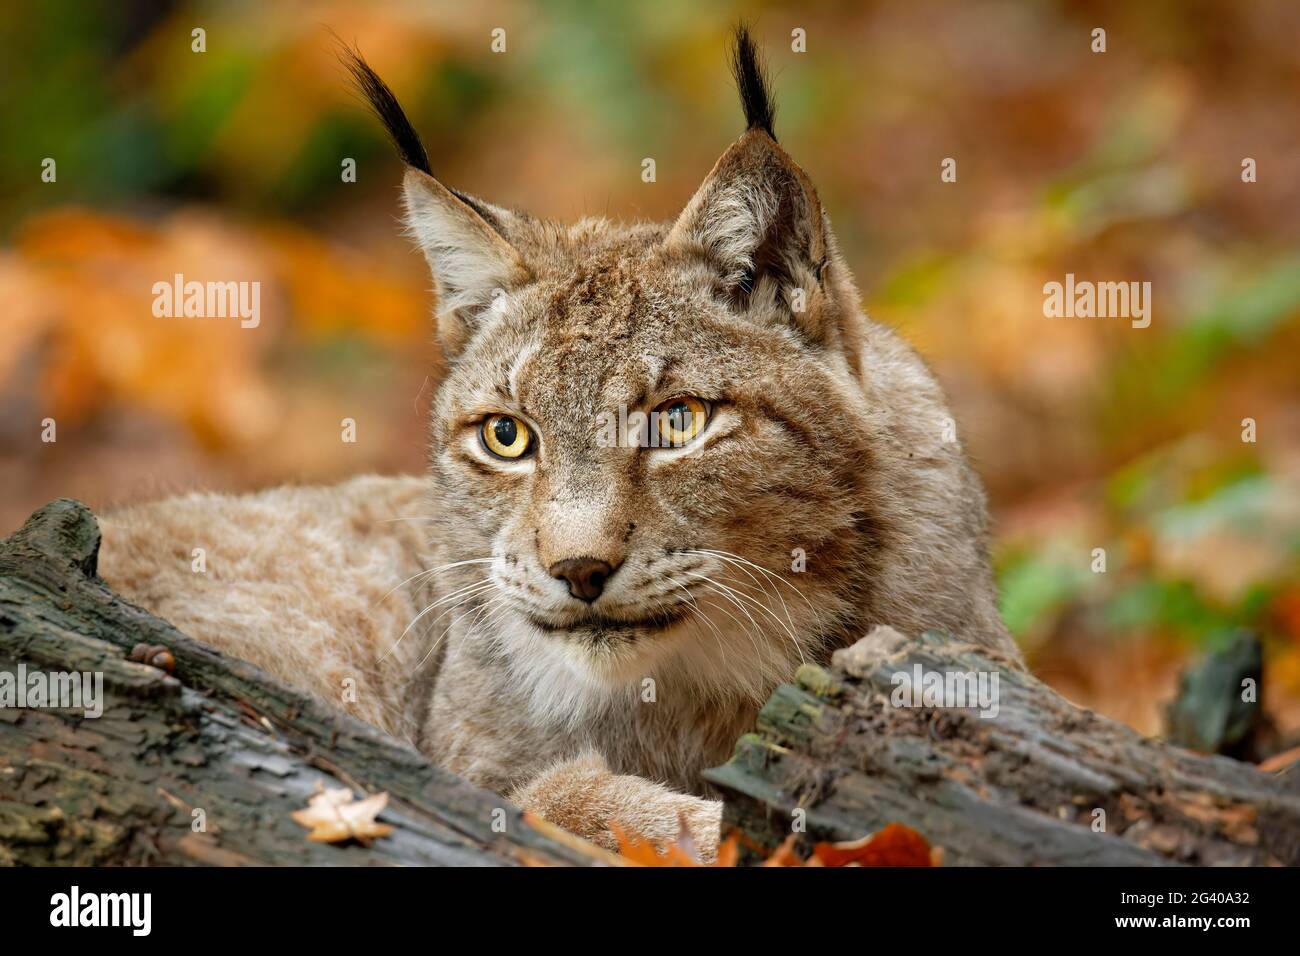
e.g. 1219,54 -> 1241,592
98,28 -> 1020,861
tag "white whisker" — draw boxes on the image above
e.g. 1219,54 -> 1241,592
375,556 -> 494,607
415,592 -> 504,671
382,577 -> 495,661
685,567 -> 807,669
665,576 -> 732,674
690,548 -> 823,640
681,570 -> 773,668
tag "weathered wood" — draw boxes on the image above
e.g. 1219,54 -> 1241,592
0,499 -> 604,866
8,498 -> 1297,868
704,626 -> 1300,866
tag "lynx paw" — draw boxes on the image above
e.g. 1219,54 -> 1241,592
511,753 -> 721,862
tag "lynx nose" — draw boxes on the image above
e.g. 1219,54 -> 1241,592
549,557 -> 615,603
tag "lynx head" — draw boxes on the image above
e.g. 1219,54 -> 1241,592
344,29 -> 957,706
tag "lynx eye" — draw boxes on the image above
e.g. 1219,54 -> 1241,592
654,396 -> 710,447
481,414 -> 533,460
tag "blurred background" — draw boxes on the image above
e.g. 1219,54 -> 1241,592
2,0 -> 1298,747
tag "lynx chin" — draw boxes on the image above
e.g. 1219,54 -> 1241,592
97,26 -> 1021,860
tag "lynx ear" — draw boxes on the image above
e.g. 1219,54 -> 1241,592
666,28 -> 831,339
342,45 -> 526,356
401,170 -> 528,354
666,130 -> 827,304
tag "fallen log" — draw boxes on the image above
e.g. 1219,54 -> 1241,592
0,499 -> 604,866
6,499 -> 1296,867
704,626 -> 1300,866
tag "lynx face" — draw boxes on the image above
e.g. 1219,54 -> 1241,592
427,224 -> 877,694
344,32 -> 1012,710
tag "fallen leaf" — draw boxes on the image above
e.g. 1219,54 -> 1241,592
608,816 -> 741,867
606,819 -> 939,868
713,834 -> 740,868
760,833 -> 805,867
610,824 -> 700,866
812,823 -> 936,867
291,786 -> 394,844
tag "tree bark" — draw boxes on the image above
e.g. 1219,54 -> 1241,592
0,499 -> 605,866
704,626 -> 1300,866
6,500 -> 1297,867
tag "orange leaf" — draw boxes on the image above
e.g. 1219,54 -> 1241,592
812,823 -> 935,867
610,824 -> 700,866
760,833 -> 805,867
712,834 -> 740,868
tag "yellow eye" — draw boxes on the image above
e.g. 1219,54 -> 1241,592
481,414 -> 533,459
654,396 -> 710,447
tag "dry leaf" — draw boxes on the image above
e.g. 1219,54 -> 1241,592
291,786 -> 395,844
610,824 -> 700,866
760,833 -> 805,867
611,819 -> 939,867
713,834 -> 740,867
610,816 -> 741,867
812,822 -> 935,867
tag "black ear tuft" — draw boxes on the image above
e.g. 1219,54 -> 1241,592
730,24 -> 776,141
338,43 -> 431,175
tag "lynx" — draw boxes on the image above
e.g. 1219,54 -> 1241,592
98,28 -> 1020,859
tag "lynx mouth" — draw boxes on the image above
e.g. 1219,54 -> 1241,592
526,602 -> 692,639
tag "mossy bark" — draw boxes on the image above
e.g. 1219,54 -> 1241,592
704,628 -> 1300,866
